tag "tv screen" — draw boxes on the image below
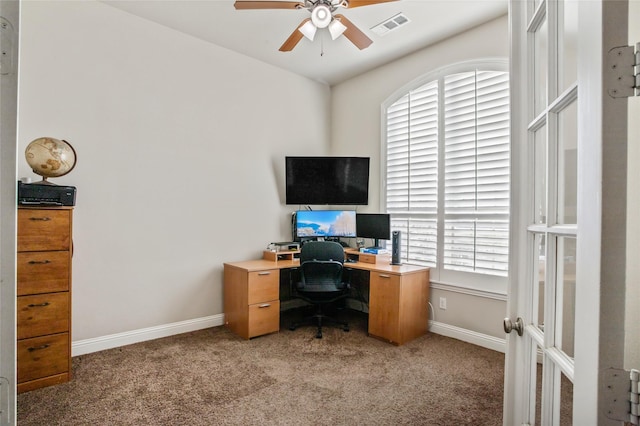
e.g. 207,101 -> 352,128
295,210 -> 356,238
286,156 -> 370,205
356,213 -> 391,248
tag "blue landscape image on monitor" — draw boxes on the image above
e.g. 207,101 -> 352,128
296,210 -> 356,238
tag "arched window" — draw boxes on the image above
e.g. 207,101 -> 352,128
383,60 -> 510,287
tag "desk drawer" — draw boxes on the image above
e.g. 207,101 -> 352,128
17,333 -> 69,383
248,300 -> 280,338
17,292 -> 70,340
247,270 -> 279,305
17,251 -> 70,296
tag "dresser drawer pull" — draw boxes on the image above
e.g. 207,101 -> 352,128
27,344 -> 50,352
258,304 -> 271,308
27,302 -> 50,308
378,274 -> 391,279
28,217 -> 51,221
28,260 -> 51,265
257,272 -> 271,276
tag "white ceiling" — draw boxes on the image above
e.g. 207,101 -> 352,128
102,0 -> 508,86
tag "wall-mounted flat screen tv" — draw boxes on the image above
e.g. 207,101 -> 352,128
285,156 -> 370,205
295,210 -> 357,238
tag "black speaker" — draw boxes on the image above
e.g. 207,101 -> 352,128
391,231 -> 402,265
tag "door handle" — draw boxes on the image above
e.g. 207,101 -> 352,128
503,317 -> 524,336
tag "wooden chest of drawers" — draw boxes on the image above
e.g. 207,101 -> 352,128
223,263 -> 280,339
17,207 -> 73,393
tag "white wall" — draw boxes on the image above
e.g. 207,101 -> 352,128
330,16 -> 510,341
17,1 -> 330,342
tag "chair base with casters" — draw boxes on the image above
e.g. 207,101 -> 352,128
289,298 -> 350,339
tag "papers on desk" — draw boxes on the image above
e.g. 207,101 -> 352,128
360,247 -> 390,255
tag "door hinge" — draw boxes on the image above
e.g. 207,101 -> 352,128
602,368 -> 640,425
607,43 -> 640,98
0,17 -> 16,76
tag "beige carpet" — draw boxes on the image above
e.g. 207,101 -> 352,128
17,311 -> 504,425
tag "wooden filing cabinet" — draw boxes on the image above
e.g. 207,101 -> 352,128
368,268 -> 429,345
223,262 -> 280,339
17,207 -> 73,393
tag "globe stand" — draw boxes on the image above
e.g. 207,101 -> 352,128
31,176 -> 58,186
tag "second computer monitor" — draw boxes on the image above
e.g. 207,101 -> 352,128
356,213 -> 391,248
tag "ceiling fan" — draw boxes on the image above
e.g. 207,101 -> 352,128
233,0 -> 398,52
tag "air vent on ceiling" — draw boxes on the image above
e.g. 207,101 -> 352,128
370,12 -> 410,37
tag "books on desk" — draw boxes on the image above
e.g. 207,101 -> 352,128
360,247 -> 390,255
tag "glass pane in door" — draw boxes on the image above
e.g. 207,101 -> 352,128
556,236 -> 576,358
534,126 -> 547,224
535,357 -> 543,425
557,100 -> 577,224
534,18 -> 548,116
558,0 -> 578,93
560,370 -> 574,424
535,234 -> 546,331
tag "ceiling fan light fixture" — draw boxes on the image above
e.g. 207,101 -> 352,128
328,18 -> 347,40
311,4 -> 332,28
299,20 -> 317,41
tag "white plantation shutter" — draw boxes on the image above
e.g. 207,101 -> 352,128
386,81 -> 438,266
385,65 -> 509,277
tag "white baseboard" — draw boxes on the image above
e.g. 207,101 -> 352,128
71,314 -> 225,356
72,315 -> 505,357
429,320 -> 506,353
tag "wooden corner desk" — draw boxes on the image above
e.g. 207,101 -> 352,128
223,249 -> 430,345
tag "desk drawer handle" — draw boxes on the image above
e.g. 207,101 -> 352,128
28,344 -> 50,352
28,260 -> 51,265
29,217 -> 51,221
378,274 -> 391,279
258,272 -> 271,276
27,302 -> 50,308
258,303 -> 271,308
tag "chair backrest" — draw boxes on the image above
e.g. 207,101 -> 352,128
300,241 -> 345,264
299,241 -> 345,289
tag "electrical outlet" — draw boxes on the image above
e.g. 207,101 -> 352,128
439,297 -> 447,310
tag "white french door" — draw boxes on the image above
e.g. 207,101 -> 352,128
504,0 -> 629,425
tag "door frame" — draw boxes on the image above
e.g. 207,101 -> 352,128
0,0 -> 19,424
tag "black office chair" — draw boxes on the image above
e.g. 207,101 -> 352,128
289,241 -> 350,339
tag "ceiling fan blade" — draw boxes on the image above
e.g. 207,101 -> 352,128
234,1 -> 303,10
279,19 -> 310,52
334,14 -> 373,50
343,0 -> 399,8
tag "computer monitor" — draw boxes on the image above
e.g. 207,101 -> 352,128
295,210 -> 356,239
356,213 -> 391,248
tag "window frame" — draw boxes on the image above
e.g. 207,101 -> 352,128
380,58 -> 509,294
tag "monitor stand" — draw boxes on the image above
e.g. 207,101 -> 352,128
366,239 -> 386,250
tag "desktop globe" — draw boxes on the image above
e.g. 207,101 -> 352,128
25,137 -> 77,184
